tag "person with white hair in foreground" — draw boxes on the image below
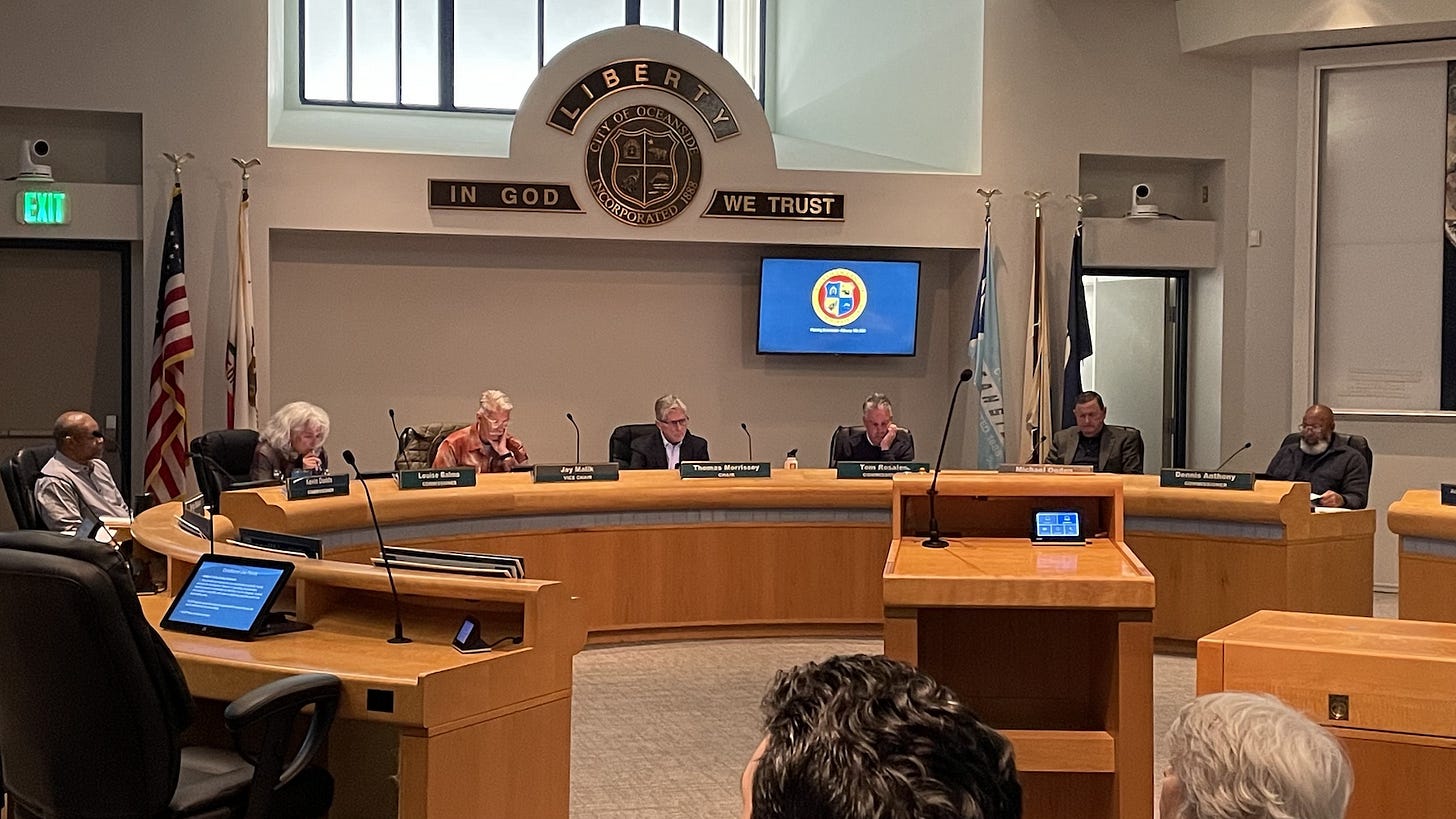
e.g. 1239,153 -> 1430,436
1161,691 -> 1352,819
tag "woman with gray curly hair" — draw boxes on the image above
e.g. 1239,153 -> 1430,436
250,401 -> 331,481
1161,691 -> 1352,819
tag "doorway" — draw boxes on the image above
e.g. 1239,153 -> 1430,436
1079,269 -> 1188,469
0,240 -> 133,529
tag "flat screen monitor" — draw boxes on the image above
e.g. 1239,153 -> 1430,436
1031,510 -> 1084,544
160,553 -> 295,640
757,258 -> 920,355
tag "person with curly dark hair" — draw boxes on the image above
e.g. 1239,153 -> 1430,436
740,654 -> 1021,819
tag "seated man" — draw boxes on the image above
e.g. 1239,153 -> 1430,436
1162,691 -> 1351,819
1047,391 -> 1143,473
629,394 -> 709,469
34,411 -> 132,535
835,393 -> 916,462
741,654 -> 1021,819
1264,403 -> 1369,509
433,390 -> 530,473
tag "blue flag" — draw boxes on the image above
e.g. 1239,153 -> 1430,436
1061,223 -> 1092,429
969,214 -> 1006,468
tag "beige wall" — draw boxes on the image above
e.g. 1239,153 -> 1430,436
0,2 -> 1255,495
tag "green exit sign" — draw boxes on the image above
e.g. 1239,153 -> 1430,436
15,190 -> 70,225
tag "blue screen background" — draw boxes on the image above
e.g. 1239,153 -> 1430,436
757,259 -> 920,355
169,562 -> 285,631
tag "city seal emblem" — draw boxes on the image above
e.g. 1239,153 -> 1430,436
586,104 -> 702,226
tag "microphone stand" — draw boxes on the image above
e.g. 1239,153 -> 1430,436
343,449 -> 411,644
741,423 -> 752,461
924,369 -> 975,549
566,412 -> 581,464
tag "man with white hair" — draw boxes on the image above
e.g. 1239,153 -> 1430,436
433,390 -> 530,473
1161,691 -> 1352,819
833,393 -> 915,463
629,394 -> 709,469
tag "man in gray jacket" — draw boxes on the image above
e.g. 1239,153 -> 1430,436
1047,391 -> 1143,473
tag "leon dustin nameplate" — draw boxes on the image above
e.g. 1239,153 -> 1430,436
679,462 -> 772,479
533,463 -> 620,483
428,180 -> 582,213
396,468 -> 477,490
285,473 -> 350,500
702,190 -> 844,221
836,462 -> 930,479
1160,469 -> 1255,491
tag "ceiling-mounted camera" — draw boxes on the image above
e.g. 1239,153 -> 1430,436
1129,183 -> 1159,218
18,139 -> 54,182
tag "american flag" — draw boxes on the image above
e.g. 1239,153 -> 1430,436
144,183 -> 195,500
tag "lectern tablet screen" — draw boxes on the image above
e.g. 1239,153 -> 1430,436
161,554 -> 294,640
1032,510 -> 1083,544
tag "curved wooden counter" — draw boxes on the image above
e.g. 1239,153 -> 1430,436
138,469 -> 1375,648
132,505 -> 585,818
1121,474 -> 1375,649
1389,489 -> 1456,623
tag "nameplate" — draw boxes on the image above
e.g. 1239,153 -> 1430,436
427,179 -> 583,213
396,468 -> 477,489
1442,483 -> 1456,506
679,461 -> 772,479
997,464 -> 1095,475
533,463 -> 620,483
285,473 -> 350,500
1160,469 -> 1255,490
836,461 -> 930,479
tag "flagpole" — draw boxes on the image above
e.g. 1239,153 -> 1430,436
971,187 -> 1006,469
1061,193 -> 1098,429
1021,191 -> 1052,464
227,158 -> 261,430
144,152 -> 197,501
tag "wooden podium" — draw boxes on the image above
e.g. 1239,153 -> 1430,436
1199,610 -> 1456,819
882,473 -> 1154,819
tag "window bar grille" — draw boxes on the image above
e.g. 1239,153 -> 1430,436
438,0 -> 454,109
345,0 -> 355,103
537,0 -> 547,70
716,0 -> 724,54
626,0 -> 640,25
395,0 -> 404,105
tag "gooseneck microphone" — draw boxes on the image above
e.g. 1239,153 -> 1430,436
923,368 -> 975,549
186,450 -> 238,556
389,408 -> 404,458
342,449 -> 411,644
741,423 -> 753,460
566,412 -> 581,464
1215,441 -> 1253,471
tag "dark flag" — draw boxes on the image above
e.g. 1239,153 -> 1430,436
1061,222 -> 1092,428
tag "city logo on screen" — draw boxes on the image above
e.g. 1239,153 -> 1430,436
585,104 -> 702,227
811,268 -> 868,327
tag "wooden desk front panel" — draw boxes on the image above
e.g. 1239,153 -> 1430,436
1391,489 -> 1456,623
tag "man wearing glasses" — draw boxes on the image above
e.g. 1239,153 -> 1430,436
1264,403 -> 1369,509
629,394 -> 709,469
34,411 -> 132,534
433,389 -> 531,473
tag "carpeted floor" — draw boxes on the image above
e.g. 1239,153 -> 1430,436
570,593 -> 1397,818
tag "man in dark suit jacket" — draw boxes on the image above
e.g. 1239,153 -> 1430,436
628,394 -> 710,469
1047,391 -> 1143,473
833,393 -> 916,464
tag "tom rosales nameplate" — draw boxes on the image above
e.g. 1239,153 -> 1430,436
702,190 -> 845,221
428,180 -> 582,213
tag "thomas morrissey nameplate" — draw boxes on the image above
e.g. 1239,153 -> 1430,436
533,463 -> 620,483
679,462 -> 772,479
396,468 -> 477,489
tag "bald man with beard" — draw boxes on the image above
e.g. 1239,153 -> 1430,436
1263,404 -> 1369,509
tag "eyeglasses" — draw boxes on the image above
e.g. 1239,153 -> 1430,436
71,430 -> 105,439
658,417 -> 689,427
1298,424 -> 1328,432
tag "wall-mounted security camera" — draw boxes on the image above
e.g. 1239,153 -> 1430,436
1129,182 -> 1159,218
18,139 -> 53,182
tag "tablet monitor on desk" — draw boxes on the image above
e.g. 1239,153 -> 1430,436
161,553 -> 298,640
1031,510 -> 1084,545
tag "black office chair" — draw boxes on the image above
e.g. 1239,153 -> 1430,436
395,422 -> 467,471
190,430 -> 262,512
1,443 -> 57,530
1278,431 -> 1373,473
609,423 -> 659,468
0,530 -> 340,818
826,425 -> 861,468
